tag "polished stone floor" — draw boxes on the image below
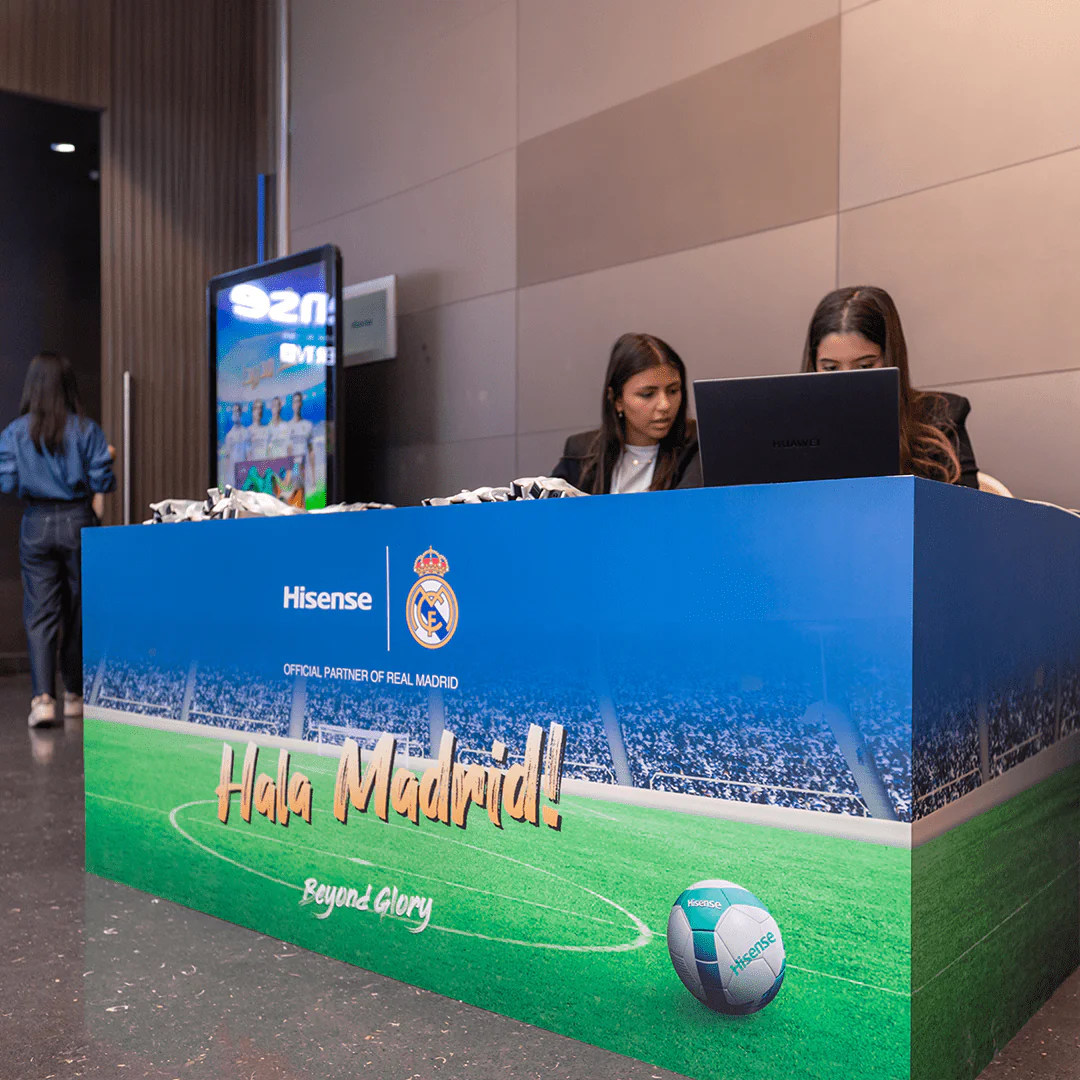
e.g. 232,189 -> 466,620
0,674 -> 1076,1080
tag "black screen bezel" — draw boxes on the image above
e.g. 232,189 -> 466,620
206,244 -> 343,505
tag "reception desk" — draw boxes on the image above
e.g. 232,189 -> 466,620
82,478 -> 1080,1080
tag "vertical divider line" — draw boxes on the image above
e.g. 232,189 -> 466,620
277,0 -> 290,256
512,0 -> 522,477
835,3 -> 843,289
386,546 -> 391,651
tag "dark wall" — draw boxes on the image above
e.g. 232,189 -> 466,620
0,90 -> 101,657
0,0 -> 267,527
100,0 -> 265,517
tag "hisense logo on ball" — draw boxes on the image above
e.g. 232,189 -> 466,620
282,586 -> 373,611
229,283 -> 332,326
729,932 -> 778,975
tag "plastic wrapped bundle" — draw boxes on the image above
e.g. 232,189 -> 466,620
423,477 -> 586,506
144,497 -> 214,524
310,501 -> 396,513
510,476 -> 587,499
209,488 -> 302,519
145,487 -> 398,523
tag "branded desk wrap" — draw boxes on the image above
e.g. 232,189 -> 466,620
82,478 -> 1080,1080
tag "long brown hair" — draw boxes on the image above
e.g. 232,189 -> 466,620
801,287 -> 960,483
20,352 -> 83,455
578,333 -> 692,494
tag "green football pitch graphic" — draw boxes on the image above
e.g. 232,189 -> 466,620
912,763 -> 1080,1080
85,718 -> 912,1080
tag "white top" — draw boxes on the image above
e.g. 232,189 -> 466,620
288,418 -> 313,458
611,442 -> 659,494
247,422 -> 271,460
267,419 -> 292,459
223,423 -> 248,462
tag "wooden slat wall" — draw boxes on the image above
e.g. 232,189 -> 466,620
0,0 -> 111,108
2,0 -> 266,521
101,0 -> 262,517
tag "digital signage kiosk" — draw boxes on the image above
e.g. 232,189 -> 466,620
208,245 -> 343,509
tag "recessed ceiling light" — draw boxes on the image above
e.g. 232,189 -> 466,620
50,142 -> 75,153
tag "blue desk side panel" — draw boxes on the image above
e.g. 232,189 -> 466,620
911,480 -> 1080,1080
83,479 -> 916,1080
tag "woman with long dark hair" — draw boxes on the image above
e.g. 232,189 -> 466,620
0,353 -> 115,726
802,287 -> 978,486
551,333 -> 700,493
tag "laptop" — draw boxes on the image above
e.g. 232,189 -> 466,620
693,368 -> 900,487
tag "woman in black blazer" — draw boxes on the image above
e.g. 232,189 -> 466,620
551,333 -> 701,493
803,287 -> 979,487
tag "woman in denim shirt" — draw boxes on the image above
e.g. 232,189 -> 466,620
0,353 -> 115,726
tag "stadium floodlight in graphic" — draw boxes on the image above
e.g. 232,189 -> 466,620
648,772 -> 869,814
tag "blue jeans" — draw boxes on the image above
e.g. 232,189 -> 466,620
20,500 -> 96,698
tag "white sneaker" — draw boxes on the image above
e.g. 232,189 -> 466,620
28,695 -> 56,728
63,692 -> 84,719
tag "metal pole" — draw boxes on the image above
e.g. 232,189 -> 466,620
122,370 -> 132,525
276,0 -> 290,256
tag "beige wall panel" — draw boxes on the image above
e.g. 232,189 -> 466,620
840,149 -> 1080,388
349,293 -> 516,448
383,435 -> 517,506
518,0 -> 838,141
290,0 -> 515,229
518,20 -> 839,288
517,216 -> 837,435
292,0 -> 506,94
515,428 -> 585,482
936,371 -> 1080,510
841,0 -> 1080,209
292,151 -> 516,316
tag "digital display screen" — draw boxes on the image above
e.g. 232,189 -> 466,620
209,247 -> 341,509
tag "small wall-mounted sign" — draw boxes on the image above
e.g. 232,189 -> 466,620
342,275 -> 396,366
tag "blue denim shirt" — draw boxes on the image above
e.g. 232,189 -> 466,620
0,414 -> 116,501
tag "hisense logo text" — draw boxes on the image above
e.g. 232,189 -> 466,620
230,284 -> 331,326
730,931 -> 777,975
688,899 -> 725,909
283,586 -> 373,612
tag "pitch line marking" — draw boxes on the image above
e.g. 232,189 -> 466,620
393,824 -> 654,954
567,801 -> 621,823
216,820 -> 620,926
169,800 -> 300,892
786,965 -> 908,997
87,791 -> 171,816
912,861 -> 1079,997
163,799 -> 652,953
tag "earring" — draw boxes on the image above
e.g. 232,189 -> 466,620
617,410 -> 624,420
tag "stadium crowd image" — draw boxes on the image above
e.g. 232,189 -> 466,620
4,4 -> 1080,1080
66,477 -> 1080,1080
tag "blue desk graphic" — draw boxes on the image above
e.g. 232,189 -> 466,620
82,478 -> 1080,1080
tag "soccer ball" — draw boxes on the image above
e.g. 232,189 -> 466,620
667,879 -> 786,1015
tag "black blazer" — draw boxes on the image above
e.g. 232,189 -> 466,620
927,391 -> 978,489
549,396 -> 976,492
551,421 -> 702,493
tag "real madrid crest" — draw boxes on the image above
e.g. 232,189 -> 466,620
406,547 -> 459,649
